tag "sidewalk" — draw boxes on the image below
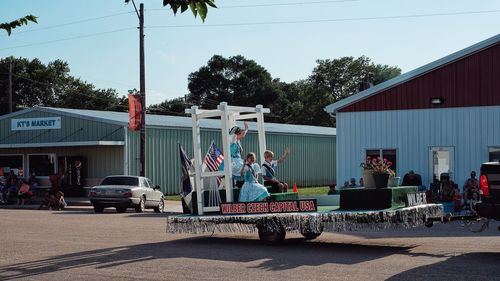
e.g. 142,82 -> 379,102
0,198 -> 183,213
0,197 -> 91,210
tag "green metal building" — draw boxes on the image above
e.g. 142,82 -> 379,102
0,107 -> 336,195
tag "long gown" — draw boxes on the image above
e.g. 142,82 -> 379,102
238,163 -> 270,202
230,135 -> 244,182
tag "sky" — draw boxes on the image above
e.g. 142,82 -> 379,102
1,0 -> 500,106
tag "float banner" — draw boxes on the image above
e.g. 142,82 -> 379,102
220,199 -> 317,215
406,192 -> 427,207
12,117 -> 61,131
128,93 -> 142,131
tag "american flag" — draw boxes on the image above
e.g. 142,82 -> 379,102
204,142 -> 224,185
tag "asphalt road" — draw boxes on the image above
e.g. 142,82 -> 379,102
1,204 -> 499,281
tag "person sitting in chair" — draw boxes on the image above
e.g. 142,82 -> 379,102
439,173 -> 456,202
463,171 -> 480,209
262,148 -> 290,193
402,170 -> 423,187
238,153 -> 270,202
349,178 -> 358,188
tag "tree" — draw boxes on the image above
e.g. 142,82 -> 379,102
148,97 -> 187,115
310,56 -> 401,101
0,15 -> 37,35
299,56 -> 401,126
187,55 -> 284,121
150,55 -> 400,126
55,79 -> 127,111
125,0 -> 216,22
0,57 -> 127,115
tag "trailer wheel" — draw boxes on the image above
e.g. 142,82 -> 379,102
300,229 -> 323,240
424,221 -> 434,228
258,225 -> 286,245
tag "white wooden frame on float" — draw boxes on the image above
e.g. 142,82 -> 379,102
185,102 -> 270,215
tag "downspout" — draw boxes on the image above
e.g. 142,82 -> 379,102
123,126 -> 129,175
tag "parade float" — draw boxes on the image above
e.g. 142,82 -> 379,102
166,103 -> 445,244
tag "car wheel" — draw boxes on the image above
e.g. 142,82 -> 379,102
116,207 -> 127,213
154,199 -> 164,213
93,204 -> 104,213
135,196 -> 146,213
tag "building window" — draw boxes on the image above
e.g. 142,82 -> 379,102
489,147 -> 500,162
28,154 -> 56,177
365,149 -> 397,173
0,155 -> 24,177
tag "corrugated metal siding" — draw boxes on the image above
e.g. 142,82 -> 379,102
336,106 -> 500,190
0,110 -> 124,144
127,127 -> 336,194
340,43 -> 500,112
0,146 -> 124,180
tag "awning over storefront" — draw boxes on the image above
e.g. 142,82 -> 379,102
0,141 -> 124,149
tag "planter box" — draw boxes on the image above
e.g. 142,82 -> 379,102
388,177 -> 400,187
339,186 -> 418,210
299,194 -> 340,206
363,171 -> 389,188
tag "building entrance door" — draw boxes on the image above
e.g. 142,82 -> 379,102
429,147 -> 454,182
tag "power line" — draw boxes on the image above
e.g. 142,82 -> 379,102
11,73 -> 54,87
147,9 -> 500,29
0,27 -> 136,51
2,10 -> 498,51
2,71 -> 174,101
2,0 -> 360,38
3,11 -> 135,36
222,0 -> 360,9
147,0 -> 359,11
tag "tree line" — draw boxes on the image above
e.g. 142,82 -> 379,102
0,55 -> 401,127
148,54 -> 401,127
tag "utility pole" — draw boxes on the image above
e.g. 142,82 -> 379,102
8,60 -> 12,113
139,3 -> 146,177
132,1 -> 146,177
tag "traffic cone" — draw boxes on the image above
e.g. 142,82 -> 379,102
293,182 -> 298,193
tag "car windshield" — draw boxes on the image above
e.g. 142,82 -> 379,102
101,176 -> 138,186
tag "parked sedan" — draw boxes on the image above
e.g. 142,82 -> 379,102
89,175 -> 164,213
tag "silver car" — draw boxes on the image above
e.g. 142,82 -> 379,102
89,175 -> 164,213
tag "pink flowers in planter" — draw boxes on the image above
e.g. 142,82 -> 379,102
360,156 -> 395,176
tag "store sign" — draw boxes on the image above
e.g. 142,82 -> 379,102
220,199 -> 317,215
11,117 -> 61,131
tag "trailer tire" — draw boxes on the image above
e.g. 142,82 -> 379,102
258,225 -> 286,245
300,229 -> 322,240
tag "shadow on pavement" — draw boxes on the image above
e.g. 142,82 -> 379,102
0,236 -> 440,280
386,252 -> 500,281
351,220 -> 500,238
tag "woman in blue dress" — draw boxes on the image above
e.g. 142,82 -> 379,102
239,152 -> 270,202
229,122 -> 248,188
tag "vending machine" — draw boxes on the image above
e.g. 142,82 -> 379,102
58,156 -> 86,197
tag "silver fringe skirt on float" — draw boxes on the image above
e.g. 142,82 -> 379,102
166,204 -> 444,234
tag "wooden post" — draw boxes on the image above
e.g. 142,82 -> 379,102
190,106 -> 204,215
219,102 -> 233,203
